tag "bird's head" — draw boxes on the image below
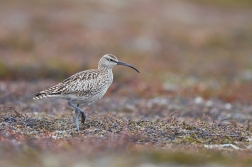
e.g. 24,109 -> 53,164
98,54 -> 139,73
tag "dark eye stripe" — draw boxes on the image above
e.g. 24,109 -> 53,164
107,58 -> 117,63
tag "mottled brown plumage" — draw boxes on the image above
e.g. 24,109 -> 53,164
33,54 -> 139,130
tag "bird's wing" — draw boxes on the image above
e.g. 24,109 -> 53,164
34,69 -> 109,99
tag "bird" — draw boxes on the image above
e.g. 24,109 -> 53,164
33,54 -> 139,131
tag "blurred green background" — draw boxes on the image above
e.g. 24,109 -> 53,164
0,0 -> 252,101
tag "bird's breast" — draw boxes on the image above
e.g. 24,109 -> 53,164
75,72 -> 113,103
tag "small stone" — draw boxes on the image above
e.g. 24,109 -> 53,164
225,103 -> 232,110
194,96 -> 204,104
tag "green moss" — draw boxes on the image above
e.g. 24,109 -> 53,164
149,151 -> 208,165
0,60 -> 9,78
190,0 -> 252,7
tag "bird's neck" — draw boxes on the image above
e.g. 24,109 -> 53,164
98,66 -> 113,74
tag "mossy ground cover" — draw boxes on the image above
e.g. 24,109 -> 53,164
0,81 -> 252,167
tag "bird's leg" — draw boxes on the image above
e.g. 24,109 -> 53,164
80,111 -> 86,124
68,100 -> 86,131
74,108 -> 79,131
77,104 -> 86,124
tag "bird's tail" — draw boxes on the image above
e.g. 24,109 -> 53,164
33,92 -> 48,100
33,84 -> 63,100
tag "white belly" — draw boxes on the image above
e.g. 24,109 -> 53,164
70,84 -> 110,105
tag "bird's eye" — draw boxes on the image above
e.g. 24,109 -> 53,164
109,59 -> 113,61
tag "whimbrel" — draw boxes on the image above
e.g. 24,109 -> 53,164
33,54 -> 139,130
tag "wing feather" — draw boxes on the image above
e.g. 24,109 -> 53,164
33,69 -> 111,99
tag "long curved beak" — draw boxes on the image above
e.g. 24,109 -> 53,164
117,61 -> 140,73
